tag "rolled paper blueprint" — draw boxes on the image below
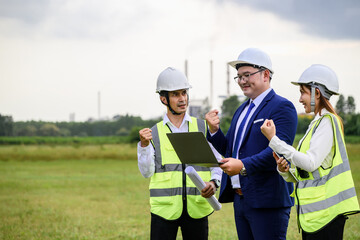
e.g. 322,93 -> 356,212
185,166 -> 222,211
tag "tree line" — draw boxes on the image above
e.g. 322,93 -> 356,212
0,94 -> 359,138
0,114 -> 160,140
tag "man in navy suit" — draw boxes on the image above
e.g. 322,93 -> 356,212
205,48 -> 297,240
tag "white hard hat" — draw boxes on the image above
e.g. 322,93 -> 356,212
228,48 -> 274,74
156,67 -> 192,93
291,64 -> 339,96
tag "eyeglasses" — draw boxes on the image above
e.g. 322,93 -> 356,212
234,69 -> 265,83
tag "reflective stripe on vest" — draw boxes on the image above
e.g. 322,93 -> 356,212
295,113 -> 360,233
150,187 -> 204,197
149,117 -> 213,220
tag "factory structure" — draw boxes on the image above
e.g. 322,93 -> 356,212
187,60 -> 234,119
71,60 -> 239,121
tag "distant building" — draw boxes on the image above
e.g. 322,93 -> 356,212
87,116 -> 110,122
69,113 -> 75,122
189,98 -> 210,119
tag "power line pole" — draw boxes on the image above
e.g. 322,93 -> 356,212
210,60 -> 213,109
98,91 -> 101,120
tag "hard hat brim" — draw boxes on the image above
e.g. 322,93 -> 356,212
290,81 -> 339,95
228,60 -> 247,69
228,60 -> 274,74
156,86 -> 192,93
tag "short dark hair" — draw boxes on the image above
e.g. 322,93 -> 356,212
235,63 -> 263,71
159,91 -> 168,97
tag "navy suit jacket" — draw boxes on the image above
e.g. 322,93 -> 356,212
207,89 -> 297,208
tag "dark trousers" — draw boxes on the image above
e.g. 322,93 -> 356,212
233,193 -> 291,240
301,215 -> 347,240
150,210 -> 208,240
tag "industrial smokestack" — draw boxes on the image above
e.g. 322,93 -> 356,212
98,91 -> 101,120
210,60 -> 213,109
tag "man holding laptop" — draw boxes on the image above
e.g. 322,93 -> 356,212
137,67 -> 222,240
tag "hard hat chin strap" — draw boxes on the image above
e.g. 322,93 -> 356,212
310,85 -> 316,112
166,94 -> 182,116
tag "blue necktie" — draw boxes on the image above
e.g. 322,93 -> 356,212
232,102 -> 255,158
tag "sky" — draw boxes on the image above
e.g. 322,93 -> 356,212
1,0 -> 360,122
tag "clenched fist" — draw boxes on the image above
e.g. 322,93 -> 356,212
260,119 -> 276,141
139,128 -> 152,147
205,109 -> 220,134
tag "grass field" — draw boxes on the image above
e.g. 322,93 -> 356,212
0,143 -> 359,239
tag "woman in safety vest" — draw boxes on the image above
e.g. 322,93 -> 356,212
260,64 -> 359,240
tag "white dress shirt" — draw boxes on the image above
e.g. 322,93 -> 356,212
224,88 -> 272,188
137,112 -> 223,182
269,108 -> 334,183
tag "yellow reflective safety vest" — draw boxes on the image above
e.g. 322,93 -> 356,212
149,117 -> 213,220
295,113 -> 360,233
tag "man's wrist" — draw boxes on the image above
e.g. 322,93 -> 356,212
240,164 -> 247,176
209,128 -> 218,136
140,141 -> 150,147
210,179 -> 220,189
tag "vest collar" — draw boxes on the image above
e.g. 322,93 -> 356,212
311,108 -> 330,123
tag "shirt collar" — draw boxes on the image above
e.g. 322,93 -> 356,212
163,112 -> 192,128
314,108 -> 330,120
251,87 -> 272,107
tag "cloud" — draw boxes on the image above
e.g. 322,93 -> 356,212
1,0 -> 360,121
0,0 -> 158,39
0,0 -> 49,24
230,0 -> 360,40
2,0 -> 360,40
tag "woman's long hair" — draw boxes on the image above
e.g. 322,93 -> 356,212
303,84 -> 344,132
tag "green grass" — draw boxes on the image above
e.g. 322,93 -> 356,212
0,144 -> 359,239
0,159 -> 148,240
0,144 -> 136,161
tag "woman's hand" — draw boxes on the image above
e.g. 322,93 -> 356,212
273,152 -> 289,172
260,119 -> 276,141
